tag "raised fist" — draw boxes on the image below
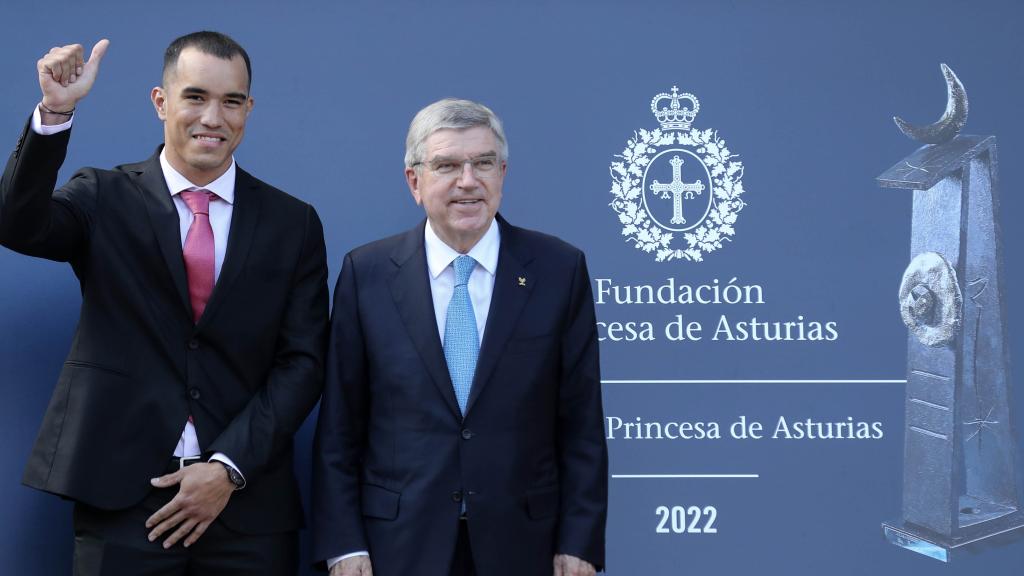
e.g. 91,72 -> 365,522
37,39 -> 109,114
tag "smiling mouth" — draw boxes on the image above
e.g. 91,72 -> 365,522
452,199 -> 482,205
192,135 -> 226,143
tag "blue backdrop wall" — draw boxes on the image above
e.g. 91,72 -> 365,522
2,0 -> 1023,574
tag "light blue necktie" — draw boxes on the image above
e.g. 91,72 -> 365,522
444,255 -> 479,416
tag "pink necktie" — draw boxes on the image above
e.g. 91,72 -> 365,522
180,189 -> 216,324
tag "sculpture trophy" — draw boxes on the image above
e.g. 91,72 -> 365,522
877,64 -> 1024,561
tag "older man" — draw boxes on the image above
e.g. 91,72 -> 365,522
0,32 -> 327,575
313,99 -> 607,576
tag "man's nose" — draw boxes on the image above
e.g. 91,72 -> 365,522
456,162 -> 479,187
200,103 -> 223,128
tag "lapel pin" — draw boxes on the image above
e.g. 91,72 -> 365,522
518,276 -> 527,287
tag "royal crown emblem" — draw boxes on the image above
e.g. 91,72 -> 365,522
651,86 -> 700,130
609,86 -> 746,262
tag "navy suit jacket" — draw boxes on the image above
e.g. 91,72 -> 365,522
312,215 -> 607,575
0,122 -> 328,534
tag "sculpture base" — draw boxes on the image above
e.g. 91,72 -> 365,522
883,512 -> 1024,562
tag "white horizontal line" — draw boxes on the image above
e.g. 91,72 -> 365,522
909,397 -> 949,411
601,379 -> 907,384
612,474 -> 759,479
910,426 -> 948,440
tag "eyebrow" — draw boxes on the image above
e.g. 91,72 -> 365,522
181,86 -> 249,100
430,152 -> 499,163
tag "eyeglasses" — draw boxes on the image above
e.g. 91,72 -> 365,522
412,155 -> 502,178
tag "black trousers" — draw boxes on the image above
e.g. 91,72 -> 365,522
450,519 -> 475,576
72,486 -> 297,576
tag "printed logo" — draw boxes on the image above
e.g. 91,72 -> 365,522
609,87 -> 746,262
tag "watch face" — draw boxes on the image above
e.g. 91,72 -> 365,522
223,464 -> 244,488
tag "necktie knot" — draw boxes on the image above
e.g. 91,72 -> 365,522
181,188 -> 214,216
453,255 -> 476,286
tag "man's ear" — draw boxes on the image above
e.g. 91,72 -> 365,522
151,86 -> 167,121
405,167 -> 423,205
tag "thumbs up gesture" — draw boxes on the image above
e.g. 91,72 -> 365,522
37,39 -> 110,117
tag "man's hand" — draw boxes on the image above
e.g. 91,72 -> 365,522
37,39 -> 109,119
554,553 -> 596,576
145,462 -> 235,548
331,555 -> 373,576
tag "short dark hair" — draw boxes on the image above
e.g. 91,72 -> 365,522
163,31 -> 252,90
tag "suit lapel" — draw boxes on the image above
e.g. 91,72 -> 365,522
197,167 -> 261,329
388,221 -> 463,420
131,151 -> 191,317
465,216 -> 534,416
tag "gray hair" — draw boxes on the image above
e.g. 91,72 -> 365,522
404,98 -> 508,168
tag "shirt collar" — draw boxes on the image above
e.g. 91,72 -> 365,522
424,218 -> 500,280
159,148 -> 236,204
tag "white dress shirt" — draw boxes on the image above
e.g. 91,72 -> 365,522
161,150 -> 235,284
31,107 -> 244,480
327,218 -> 501,569
424,218 -> 500,344
31,105 -> 73,135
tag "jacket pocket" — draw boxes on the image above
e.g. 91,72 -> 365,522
361,484 -> 400,520
63,360 -> 130,378
525,485 -> 559,520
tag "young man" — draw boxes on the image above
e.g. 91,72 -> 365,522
0,31 -> 328,575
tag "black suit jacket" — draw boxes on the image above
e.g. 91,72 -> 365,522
312,216 -> 607,575
0,121 -> 328,534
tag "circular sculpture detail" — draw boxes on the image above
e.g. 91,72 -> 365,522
899,251 -> 962,347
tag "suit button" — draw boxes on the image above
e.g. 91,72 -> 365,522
451,491 -> 463,503
189,388 -> 201,399
187,339 -> 199,350
461,429 -> 473,440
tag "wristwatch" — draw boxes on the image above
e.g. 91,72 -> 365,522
219,462 -> 246,490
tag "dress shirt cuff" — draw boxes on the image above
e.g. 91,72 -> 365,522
208,452 -> 246,487
327,551 -> 370,569
32,105 -> 73,135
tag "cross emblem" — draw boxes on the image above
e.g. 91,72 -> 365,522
650,155 -> 705,225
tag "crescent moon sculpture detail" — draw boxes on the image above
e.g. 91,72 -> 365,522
893,63 -> 968,145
